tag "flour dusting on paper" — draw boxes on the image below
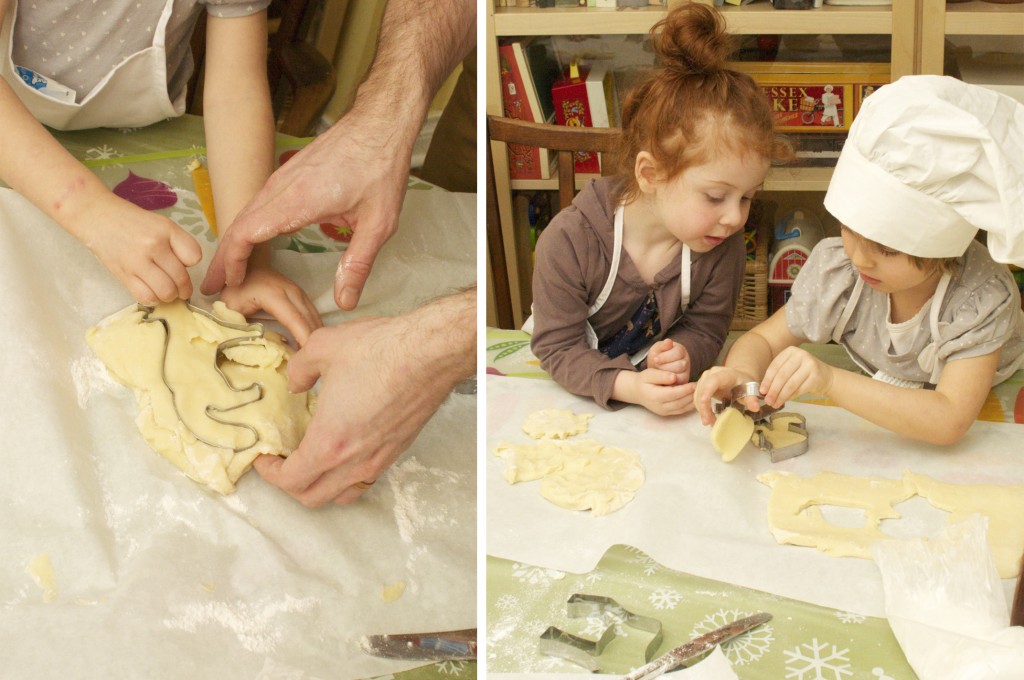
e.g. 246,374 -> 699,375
162,595 -> 320,654
387,456 -> 465,544
70,354 -> 121,409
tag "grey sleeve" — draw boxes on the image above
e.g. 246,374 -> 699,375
203,0 -> 272,18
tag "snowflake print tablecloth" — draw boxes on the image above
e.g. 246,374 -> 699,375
487,545 -> 914,679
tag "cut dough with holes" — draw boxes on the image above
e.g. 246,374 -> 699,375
496,438 -> 644,516
758,470 -> 1024,577
87,301 -> 315,494
521,408 -> 593,439
711,408 -> 755,461
755,415 -> 807,451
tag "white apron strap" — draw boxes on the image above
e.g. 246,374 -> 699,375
917,272 -> 952,383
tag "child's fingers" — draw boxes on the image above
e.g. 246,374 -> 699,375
141,261 -> 186,303
644,368 -> 680,386
170,227 -> 202,267
126,275 -> 159,307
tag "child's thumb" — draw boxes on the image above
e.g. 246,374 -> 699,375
171,229 -> 202,267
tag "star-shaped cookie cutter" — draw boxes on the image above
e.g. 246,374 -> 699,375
538,594 -> 664,672
139,302 -> 266,452
714,382 -> 809,462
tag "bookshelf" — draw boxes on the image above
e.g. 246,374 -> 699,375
486,0 -> 1024,328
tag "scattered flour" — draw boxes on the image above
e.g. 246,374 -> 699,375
70,353 -> 121,409
386,456 -> 466,544
162,594 -> 320,654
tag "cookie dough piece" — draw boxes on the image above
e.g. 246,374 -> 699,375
87,301 -> 315,494
711,407 -> 755,462
758,470 -> 914,558
522,408 -> 593,439
758,470 -> 1024,577
495,438 -> 644,516
755,414 -> 808,452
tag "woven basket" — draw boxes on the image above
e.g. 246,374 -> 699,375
731,220 -> 770,331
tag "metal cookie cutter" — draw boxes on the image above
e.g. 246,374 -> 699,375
538,594 -> 663,672
714,382 -> 809,462
140,301 -> 266,452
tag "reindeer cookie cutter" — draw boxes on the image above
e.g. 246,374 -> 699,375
538,594 -> 664,672
139,302 -> 266,452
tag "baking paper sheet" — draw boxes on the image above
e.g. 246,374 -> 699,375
0,186 -> 476,679
486,375 -> 1024,618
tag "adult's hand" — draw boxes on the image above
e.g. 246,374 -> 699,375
254,289 -> 475,507
200,107 -> 410,311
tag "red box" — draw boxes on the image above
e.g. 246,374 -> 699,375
550,65 -> 612,174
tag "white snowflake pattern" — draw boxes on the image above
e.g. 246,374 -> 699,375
511,563 -> 565,586
434,660 -> 468,675
495,593 -> 519,611
168,189 -> 217,242
783,638 -> 853,679
834,610 -> 866,624
579,603 -> 629,638
582,571 -> 603,585
691,609 -> 773,666
84,144 -> 123,162
871,668 -> 895,680
623,549 -> 660,576
648,588 -> 683,610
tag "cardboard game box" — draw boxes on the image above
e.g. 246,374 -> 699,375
550,63 -> 616,174
730,61 -> 889,133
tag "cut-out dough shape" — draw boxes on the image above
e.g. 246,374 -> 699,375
522,408 -> 593,439
87,301 -> 315,494
496,438 -> 644,516
758,470 -> 1024,578
711,408 -> 755,461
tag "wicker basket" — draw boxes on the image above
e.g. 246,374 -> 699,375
731,220 -> 770,331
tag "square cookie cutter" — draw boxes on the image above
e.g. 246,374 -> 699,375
538,594 -> 663,672
714,381 -> 809,462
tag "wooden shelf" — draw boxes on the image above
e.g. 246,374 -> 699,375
511,166 -> 834,193
944,1 -> 1024,35
493,4 -> 893,37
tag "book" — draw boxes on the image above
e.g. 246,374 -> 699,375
497,39 -> 560,180
550,63 -> 616,174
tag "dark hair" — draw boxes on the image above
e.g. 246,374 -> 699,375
613,2 -> 787,202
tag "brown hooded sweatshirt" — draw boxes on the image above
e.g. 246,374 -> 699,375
530,177 -> 746,409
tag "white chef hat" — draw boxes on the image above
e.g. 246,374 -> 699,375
824,75 -> 1024,267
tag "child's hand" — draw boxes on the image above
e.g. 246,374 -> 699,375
84,201 -> 202,304
761,346 -> 834,408
693,366 -> 759,426
646,339 -> 690,384
614,369 -> 697,416
219,264 -> 323,347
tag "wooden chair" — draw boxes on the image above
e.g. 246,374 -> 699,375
187,0 -> 337,138
487,115 -> 620,329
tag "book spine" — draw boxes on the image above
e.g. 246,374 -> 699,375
552,70 -> 601,174
498,43 -> 546,180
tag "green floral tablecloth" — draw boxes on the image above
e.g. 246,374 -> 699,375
488,545 -> 913,678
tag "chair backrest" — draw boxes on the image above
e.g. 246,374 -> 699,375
187,0 -> 336,137
487,115 -> 621,210
486,115 -> 621,328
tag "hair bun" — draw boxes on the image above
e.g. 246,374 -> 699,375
652,2 -> 732,76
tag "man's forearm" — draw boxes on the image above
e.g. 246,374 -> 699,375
404,287 -> 477,388
352,0 -> 476,141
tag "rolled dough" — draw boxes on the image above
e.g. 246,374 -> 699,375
521,408 -> 593,439
710,408 -> 755,461
495,437 -> 644,516
758,470 -> 1024,578
86,301 -> 315,494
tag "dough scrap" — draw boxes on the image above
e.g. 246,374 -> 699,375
755,415 -> 807,452
711,408 -> 755,461
521,408 -> 593,439
758,470 -> 1024,578
495,438 -> 644,516
86,301 -> 315,494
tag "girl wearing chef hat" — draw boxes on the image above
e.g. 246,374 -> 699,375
695,75 -> 1024,445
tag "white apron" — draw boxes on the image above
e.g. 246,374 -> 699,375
525,204 -> 692,366
831,273 -> 952,387
0,0 -> 183,131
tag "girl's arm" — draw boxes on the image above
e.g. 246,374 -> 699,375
693,308 -> 803,424
820,351 -> 998,445
0,0 -> 200,303
202,11 -> 321,345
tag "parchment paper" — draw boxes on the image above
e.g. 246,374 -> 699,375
0,186 -> 476,680
486,375 -> 1024,618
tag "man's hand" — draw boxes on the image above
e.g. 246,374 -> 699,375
201,108 -> 409,311
255,289 -> 475,507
